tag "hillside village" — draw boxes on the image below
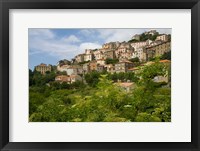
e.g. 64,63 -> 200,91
34,30 -> 171,89
29,29 -> 171,122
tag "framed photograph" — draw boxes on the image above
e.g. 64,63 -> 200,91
0,0 -> 199,151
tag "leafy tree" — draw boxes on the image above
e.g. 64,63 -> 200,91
78,60 -> 90,65
129,57 -> 139,63
105,58 -> 119,64
29,69 -> 34,86
128,39 -> 139,43
129,61 -> 171,122
160,51 -> 171,60
29,59 -> 171,122
29,92 -> 46,115
140,33 -> 159,41
85,71 -> 100,87
29,98 -> 66,122
168,34 -> 171,41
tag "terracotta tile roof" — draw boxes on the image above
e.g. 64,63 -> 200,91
159,60 -> 171,63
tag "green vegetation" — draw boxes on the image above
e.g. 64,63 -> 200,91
78,60 -> 90,65
128,33 -> 159,43
84,71 -> 138,87
128,39 -> 139,43
168,34 -> 171,41
140,33 -> 159,41
29,69 -> 56,86
160,51 -> 171,60
29,61 -> 171,122
105,58 -> 119,64
149,52 -> 171,61
129,57 -> 139,63
129,57 -> 140,67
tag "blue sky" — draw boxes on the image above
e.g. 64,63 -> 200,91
29,28 -> 171,70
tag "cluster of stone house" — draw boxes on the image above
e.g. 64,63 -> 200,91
34,30 -> 171,85
74,42 -> 133,63
73,31 -> 170,64
34,60 -> 170,88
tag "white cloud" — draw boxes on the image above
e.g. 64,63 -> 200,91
29,29 -> 81,59
97,29 -> 144,43
29,38 -> 79,58
62,35 -> 81,43
29,29 -> 55,39
79,42 -> 101,52
29,29 -> 101,60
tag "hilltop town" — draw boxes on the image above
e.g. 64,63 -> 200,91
29,29 -> 171,122
34,30 -> 171,86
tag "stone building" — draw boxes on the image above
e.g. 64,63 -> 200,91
66,65 -> 83,75
84,54 -> 94,61
93,50 -> 103,60
131,41 -> 146,49
114,61 -> 134,73
102,42 -> 120,50
75,54 -> 85,63
132,47 -> 147,62
146,41 -> 171,60
57,64 -> 70,72
146,39 -> 153,45
116,42 -> 134,60
96,59 -> 105,66
104,50 -> 116,59
55,75 -> 70,83
104,64 -> 115,73
149,40 -> 162,47
96,65 -> 105,72
35,63 -> 51,74
82,63 -> 90,73
156,34 -> 169,42
89,61 -> 97,71
55,75 -> 82,84
84,49 -> 94,61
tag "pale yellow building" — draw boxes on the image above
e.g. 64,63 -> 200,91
35,63 -> 51,74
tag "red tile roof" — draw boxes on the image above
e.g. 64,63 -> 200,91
159,60 -> 171,63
